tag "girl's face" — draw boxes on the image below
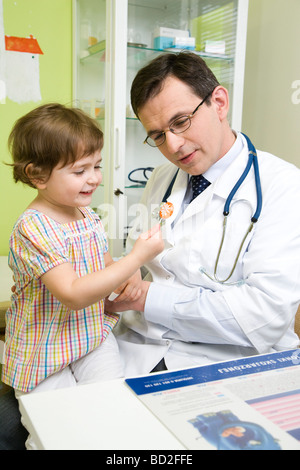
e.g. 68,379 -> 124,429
36,150 -> 103,211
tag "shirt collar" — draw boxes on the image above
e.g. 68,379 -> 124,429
202,131 -> 244,184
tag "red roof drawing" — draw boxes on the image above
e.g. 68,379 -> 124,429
5,35 -> 44,54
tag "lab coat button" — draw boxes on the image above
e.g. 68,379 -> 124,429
166,275 -> 171,280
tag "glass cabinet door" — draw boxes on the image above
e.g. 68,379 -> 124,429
73,0 -> 107,213
73,0 -> 128,256
126,0 -> 247,125
125,0 -> 248,250
73,0 -> 106,118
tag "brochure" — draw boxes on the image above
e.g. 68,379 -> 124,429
125,349 -> 300,450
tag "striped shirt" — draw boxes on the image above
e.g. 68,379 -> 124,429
2,207 -> 118,392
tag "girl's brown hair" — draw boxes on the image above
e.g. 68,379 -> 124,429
8,103 -> 104,188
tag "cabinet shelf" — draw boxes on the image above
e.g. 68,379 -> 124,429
129,45 -> 233,62
80,42 -> 233,64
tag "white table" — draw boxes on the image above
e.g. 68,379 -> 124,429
18,349 -> 300,451
19,378 -> 185,450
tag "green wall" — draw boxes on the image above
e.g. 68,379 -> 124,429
0,0 -> 73,255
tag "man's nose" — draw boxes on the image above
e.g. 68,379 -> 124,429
164,130 -> 185,153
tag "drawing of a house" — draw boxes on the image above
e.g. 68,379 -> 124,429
4,34 -> 44,103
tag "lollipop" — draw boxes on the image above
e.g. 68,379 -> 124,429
159,201 -> 174,220
152,201 -> 174,225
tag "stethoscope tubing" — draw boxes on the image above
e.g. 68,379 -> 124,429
128,167 -> 154,187
224,134 -> 262,222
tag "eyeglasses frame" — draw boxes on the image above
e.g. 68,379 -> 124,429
143,90 -> 213,148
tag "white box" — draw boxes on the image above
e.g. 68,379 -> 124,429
173,37 -> 195,48
153,27 -> 189,39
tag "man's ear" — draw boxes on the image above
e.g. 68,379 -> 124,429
25,163 -> 47,189
211,85 -> 229,121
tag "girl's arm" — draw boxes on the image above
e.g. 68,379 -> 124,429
40,224 -> 162,311
103,251 -> 142,302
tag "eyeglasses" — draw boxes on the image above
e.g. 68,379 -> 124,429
143,91 -> 213,148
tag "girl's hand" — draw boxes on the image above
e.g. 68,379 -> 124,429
132,223 -> 164,265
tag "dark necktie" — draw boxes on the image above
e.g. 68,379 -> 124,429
190,174 -> 211,202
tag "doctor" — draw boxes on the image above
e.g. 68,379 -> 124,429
107,52 -> 300,375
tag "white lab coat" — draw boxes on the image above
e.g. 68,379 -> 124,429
115,134 -> 300,376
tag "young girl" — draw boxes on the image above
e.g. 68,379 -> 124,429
2,103 -> 163,397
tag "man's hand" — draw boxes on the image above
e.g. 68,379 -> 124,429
111,269 -> 142,303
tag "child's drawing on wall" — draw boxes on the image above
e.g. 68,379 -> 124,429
0,0 -> 44,104
4,34 -> 43,103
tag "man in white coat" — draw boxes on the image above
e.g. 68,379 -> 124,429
106,52 -> 300,376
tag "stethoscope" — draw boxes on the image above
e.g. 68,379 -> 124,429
128,167 -> 154,187
161,133 -> 263,285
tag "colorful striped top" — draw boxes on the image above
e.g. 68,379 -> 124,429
2,207 -> 119,392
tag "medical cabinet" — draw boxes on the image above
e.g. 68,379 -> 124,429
72,0 -> 249,256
